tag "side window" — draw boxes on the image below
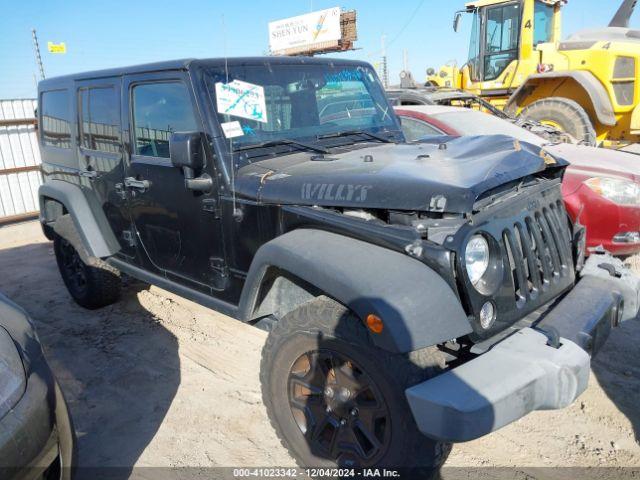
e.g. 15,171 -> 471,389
399,116 -> 443,142
132,82 -> 198,158
79,86 -> 121,153
483,3 -> 521,81
533,2 -> 554,47
41,90 -> 72,149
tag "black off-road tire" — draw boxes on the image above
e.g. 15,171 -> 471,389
53,234 -> 121,309
520,97 -> 597,146
260,296 -> 451,475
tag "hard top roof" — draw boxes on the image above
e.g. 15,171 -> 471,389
38,56 -> 372,89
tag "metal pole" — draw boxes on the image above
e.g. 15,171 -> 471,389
31,29 -> 45,80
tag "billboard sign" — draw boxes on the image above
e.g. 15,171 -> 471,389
269,7 -> 342,55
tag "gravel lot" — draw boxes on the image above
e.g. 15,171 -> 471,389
1,220 -> 639,479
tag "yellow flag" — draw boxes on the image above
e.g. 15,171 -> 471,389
47,42 -> 66,54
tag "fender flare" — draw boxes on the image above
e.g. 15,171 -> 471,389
38,180 -> 121,259
238,229 -> 472,353
505,71 -> 616,127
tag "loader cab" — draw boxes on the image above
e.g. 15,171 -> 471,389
461,0 -> 561,87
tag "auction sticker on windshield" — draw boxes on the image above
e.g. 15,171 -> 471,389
220,121 -> 244,138
215,80 -> 268,123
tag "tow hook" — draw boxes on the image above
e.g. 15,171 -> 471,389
535,326 -> 561,349
598,263 -> 623,278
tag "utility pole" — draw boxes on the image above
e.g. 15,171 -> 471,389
32,28 -> 45,80
381,35 -> 389,89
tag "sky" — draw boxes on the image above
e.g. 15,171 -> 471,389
0,0 -> 637,99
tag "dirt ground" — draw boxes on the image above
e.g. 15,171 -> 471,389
0,220 -> 639,478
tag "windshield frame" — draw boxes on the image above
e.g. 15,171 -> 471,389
199,60 -> 403,162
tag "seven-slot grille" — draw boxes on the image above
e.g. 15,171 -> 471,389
502,199 -> 574,308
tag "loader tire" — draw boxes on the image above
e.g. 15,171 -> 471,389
520,97 -> 597,146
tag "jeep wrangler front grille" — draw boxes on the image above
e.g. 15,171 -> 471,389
502,199 -> 574,308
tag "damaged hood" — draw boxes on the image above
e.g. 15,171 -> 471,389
234,135 -> 566,214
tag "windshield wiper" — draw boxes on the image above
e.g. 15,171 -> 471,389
234,138 -> 328,154
317,130 -> 395,143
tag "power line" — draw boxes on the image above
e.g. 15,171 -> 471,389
387,0 -> 427,47
367,0 -> 426,58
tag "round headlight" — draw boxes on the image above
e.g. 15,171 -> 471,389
465,235 -> 489,286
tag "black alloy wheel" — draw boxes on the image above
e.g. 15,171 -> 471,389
287,349 -> 392,466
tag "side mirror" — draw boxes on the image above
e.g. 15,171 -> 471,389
169,131 -> 213,192
453,11 -> 463,32
170,131 -> 204,170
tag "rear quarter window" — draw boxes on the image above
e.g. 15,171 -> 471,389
79,86 -> 121,153
41,90 -> 72,149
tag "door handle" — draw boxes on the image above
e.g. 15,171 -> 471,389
124,177 -> 151,191
79,170 -> 98,179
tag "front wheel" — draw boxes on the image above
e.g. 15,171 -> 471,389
519,97 -> 597,146
260,297 -> 450,473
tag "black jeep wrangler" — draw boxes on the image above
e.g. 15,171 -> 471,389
37,57 -> 637,471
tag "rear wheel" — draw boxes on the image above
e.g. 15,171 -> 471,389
53,234 -> 121,309
260,297 -> 450,473
520,97 -> 597,146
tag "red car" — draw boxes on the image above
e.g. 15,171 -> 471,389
395,105 -> 640,256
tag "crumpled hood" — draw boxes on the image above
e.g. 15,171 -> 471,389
234,135 -> 566,214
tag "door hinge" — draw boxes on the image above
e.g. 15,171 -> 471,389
209,257 -> 228,278
115,183 -> 127,200
122,230 -> 136,247
202,198 -> 221,218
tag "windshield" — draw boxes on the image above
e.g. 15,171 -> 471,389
204,63 -> 399,150
432,110 -> 544,145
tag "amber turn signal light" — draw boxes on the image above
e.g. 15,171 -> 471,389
365,314 -> 384,334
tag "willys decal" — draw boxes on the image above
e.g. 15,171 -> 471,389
301,183 -> 372,203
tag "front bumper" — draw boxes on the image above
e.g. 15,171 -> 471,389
406,272 -> 630,443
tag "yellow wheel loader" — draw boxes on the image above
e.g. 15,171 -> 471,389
426,0 -> 639,148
